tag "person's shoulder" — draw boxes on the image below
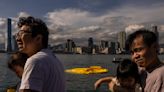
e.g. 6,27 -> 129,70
26,50 -> 47,64
40,49 -> 52,54
31,49 -> 52,58
156,64 -> 164,71
152,64 -> 164,76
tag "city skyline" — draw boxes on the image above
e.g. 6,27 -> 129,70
1,22 -> 164,48
0,0 -> 164,46
2,23 -> 164,54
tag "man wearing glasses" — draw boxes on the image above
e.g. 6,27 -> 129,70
15,16 -> 65,92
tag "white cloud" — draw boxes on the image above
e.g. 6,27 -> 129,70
45,5 -> 164,45
111,4 -> 164,24
125,24 -> 145,33
0,18 -> 8,43
17,12 -> 31,18
0,18 -> 6,28
0,12 -> 31,43
78,26 -> 101,32
45,8 -> 104,28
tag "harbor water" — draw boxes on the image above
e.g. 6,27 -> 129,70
0,53 -> 164,91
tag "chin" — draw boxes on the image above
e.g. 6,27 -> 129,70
18,48 -> 26,53
18,48 -> 23,51
138,64 -> 145,68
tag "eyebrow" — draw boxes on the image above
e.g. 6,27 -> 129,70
19,30 -> 32,33
131,46 -> 145,52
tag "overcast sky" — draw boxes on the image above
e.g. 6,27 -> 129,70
0,0 -> 164,46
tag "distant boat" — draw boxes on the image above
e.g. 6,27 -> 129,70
112,57 -> 122,63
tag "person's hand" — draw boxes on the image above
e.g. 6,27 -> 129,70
94,78 -> 103,90
94,77 -> 114,90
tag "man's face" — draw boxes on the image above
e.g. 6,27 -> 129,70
16,25 -> 35,54
130,35 -> 156,68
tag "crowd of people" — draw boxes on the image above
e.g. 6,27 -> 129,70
7,16 -> 164,92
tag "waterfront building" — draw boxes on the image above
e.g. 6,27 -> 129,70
92,48 -> 96,54
159,44 -> 164,54
88,37 -> 93,47
117,31 -> 126,52
65,39 -> 76,53
88,37 -> 94,54
6,18 -> 12,52
51,44 -> 65,53
99,40 -> 109,54
12,35 -> 18,51
74,46 -> 82,54
100,40 -> 108,48
109,42 -> 116,54
151,25 -> 159,43
99,48 -> 109,54
159,48 -> 164,54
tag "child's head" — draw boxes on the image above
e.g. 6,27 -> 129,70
116,59 -> 140,88
8,52 -> 28,78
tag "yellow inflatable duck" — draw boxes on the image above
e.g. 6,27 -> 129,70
7,88 -> 16,92
65,66 -> 108,74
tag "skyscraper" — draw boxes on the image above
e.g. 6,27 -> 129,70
6,18 -> 12,52
65,39 -> 76,53
88,37 -> 93,48
100,40 -> 108,48
151,25 -> 159,43
88,37 -> 94,54
117,31 -> 126,52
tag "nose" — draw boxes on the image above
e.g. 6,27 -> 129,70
132,52 -> 140,60
15,33 -> 21,41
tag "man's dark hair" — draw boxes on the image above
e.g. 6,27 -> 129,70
17,16 -> 49,48
125,29 -> 157,51
117,59 -> 140,84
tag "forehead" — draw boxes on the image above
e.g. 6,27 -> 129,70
131,35 -> 145,48
119,76 -> 134,80
20,25 -> 31,31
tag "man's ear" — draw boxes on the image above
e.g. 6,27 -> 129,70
152,42 -> 159,53
35,34 -> 43,42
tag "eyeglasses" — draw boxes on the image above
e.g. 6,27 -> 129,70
15,30 -> 32,37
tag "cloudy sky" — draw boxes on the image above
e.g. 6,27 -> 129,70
0,0 -> 164,46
